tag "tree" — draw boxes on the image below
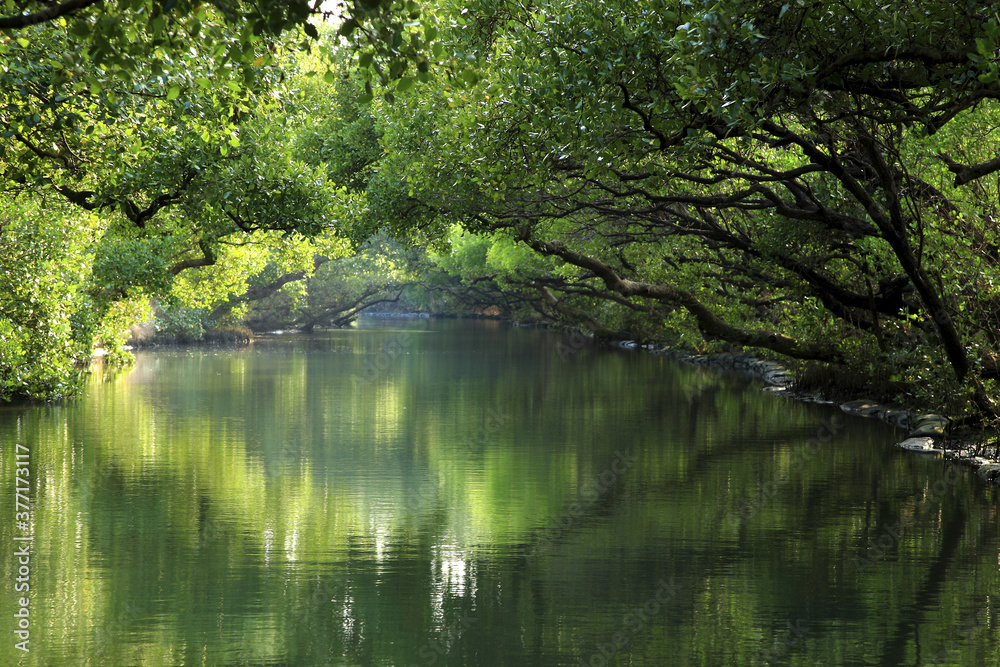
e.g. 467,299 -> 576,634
0,195 -> 153,400
0,4 -> 384,399
368,0 -> 1000,418
240,234 -> 420,330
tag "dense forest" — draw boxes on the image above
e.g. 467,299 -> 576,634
2,0 -> 1000,422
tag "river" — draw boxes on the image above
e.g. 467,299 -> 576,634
1,319 -> 997,665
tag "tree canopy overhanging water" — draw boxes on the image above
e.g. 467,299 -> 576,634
2,1 -> 1000,425
4,3 -> 1000,661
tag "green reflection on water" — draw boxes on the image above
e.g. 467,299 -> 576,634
1,319 -> 998,666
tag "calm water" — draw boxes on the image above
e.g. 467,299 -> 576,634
1,319 -> 998,666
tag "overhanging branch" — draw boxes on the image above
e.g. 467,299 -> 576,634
938,153 -> 1000,186
169,239 -> 217,275
0,0 -> 100,29
520,232 -> 844,363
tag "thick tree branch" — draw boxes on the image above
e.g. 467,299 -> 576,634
536,286 -> 620,339
121,171 -> 196,228
53,184 -> 100,210
169,239 -> 217,275
520,233 -> 843,362
210,257 -> 332,321
760,119 -> 974,381
13,131 -> 75,168
329,290 -> 406,328
816,46 -> 971,82
938,153 -> 1000,186
294,286 -> 410,330
0,0 -> 99,30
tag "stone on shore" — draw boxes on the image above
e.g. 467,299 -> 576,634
840,400 -> 882,417
908,415 -> 950,438
977,463 -> 1000,483
897,437 -> 937,452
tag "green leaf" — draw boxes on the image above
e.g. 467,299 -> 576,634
70,21 -> 90,38
16,37 -> 29,48
396,76 -> 414,93
167,86 -> 180,100
339,19 -> 358,37
324,70 -> 336,84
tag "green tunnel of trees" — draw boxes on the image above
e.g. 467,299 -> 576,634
3,0 -> 1000,422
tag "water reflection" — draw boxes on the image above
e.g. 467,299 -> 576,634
0,320 -> 997,665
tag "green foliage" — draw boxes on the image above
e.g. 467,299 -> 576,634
346,0 -> 1000,416
0,9 -> 382,399
433,225 -> 551,282
154,305 -> 210,342
291,61 -> 382,191
0,19 -> 253,396
91,235 -> 178,298
5,0 -> 1000,419
0,1 -> 419,92
0,198 -> 93,400
435,226 -> 492,277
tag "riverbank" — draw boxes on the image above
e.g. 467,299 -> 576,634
126,322 -> 254,347
608,340 -> 1000,486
